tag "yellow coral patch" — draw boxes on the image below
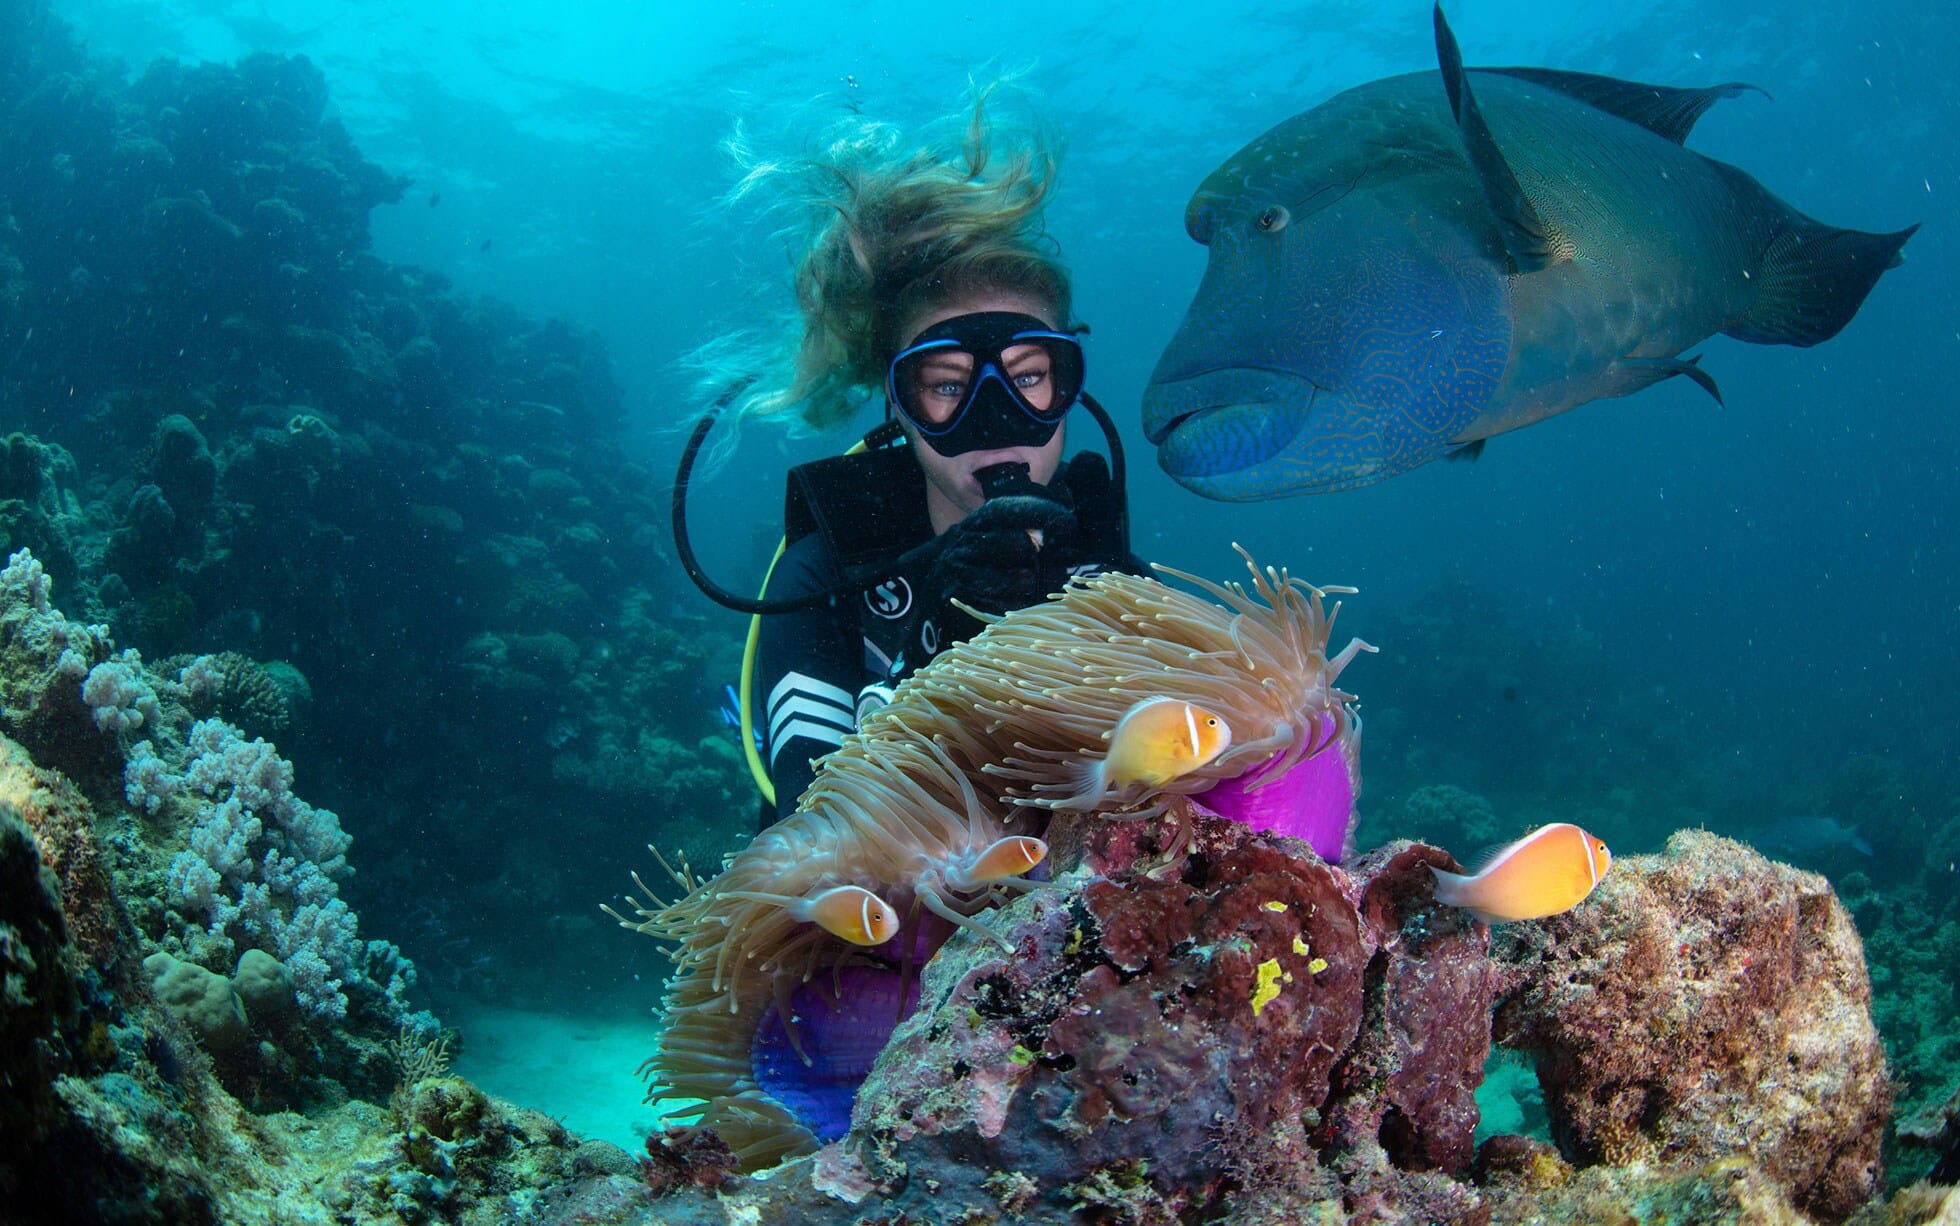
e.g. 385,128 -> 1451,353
1251,958 -> 1284,1015
1292,935 -> 1311,956
1260,900 -> 1288,913
1308,957 -> 1329,975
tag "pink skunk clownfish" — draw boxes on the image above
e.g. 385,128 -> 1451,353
720,884 -> 902,946
944,835 -> 1048,891
1054,697 -> 1234,810
1427,822 -> 1612,923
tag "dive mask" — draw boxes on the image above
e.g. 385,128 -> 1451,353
887,311 -> 1084,457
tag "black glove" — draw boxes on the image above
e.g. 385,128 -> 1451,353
926,491 -> 1080,616
1058,451 -> 1136,570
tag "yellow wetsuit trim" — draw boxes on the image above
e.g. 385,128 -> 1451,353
739,437 -> 875,808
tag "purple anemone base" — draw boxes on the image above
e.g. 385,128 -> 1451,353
751,966 -> 923,1142
1198,713 -> 1356,862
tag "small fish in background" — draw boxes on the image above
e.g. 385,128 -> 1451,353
479,237 -> 493,254
718,682 -> 762,751
1750,816 -> 1874,867
1429,822 -> 1612,923
427,191 -> 441,207
1051,697 -> 1233,809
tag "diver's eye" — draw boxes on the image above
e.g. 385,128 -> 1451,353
1255,205 -> 1290,233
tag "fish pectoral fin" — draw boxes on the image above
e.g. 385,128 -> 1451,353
1444,438 -> 1487,463
1725,211 -> 1920,348
1480,68 -> 1767,146
1616,354 -> 1724,406
1433,4 -> 1560,274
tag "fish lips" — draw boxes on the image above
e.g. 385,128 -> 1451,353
1144,368 -> 1382,499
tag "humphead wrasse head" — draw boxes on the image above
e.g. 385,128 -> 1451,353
1144,112 -> 1511,499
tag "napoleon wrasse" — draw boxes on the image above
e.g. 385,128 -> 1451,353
607,549 -> 1372,1169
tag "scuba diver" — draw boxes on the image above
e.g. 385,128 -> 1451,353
671,88 -> 1141,825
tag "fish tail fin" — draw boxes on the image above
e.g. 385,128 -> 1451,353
1048,757 -> 1108,811
1427,863 -> 1471,907
1726,205 -> 1919,348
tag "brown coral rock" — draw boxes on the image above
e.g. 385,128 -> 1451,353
843,813 -> 1505,1222
1322,842 -> 1500,1177
0,734 -> 136,981
1494,829 -> 1889,1222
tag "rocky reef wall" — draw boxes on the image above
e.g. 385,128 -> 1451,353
634,817 -> 1923,1225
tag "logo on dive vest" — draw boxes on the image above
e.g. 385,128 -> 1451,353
865,577 -> 913,620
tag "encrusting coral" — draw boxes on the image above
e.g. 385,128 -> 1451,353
617,816 -> 1910,1224
609,550 -> 1372,1170
1493,829 -> 1892,1222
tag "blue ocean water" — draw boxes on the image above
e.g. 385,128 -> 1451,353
56,0 -> 1954,775
29,0 -> 1958,1162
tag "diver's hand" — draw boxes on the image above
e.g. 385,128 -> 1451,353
927,495 -> 1080,616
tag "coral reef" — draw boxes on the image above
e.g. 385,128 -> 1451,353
1901,1079 -> 1960,1187
1494,829 -> 1892,1222
619,811 -> 1920,1225
0,798 -> 78,1159
0,0 -> 1950,1219
0,542 -> 664,1222
610,560 -> 1930,1224
0,0 -> 745,1015
2,550 -> 429,1103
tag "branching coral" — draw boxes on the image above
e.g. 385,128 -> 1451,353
1,548 -> 111,725
144,717 -> 392,1021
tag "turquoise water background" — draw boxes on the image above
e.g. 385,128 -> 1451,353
55,0 -> 1955,775
37,0 -> 1956,1157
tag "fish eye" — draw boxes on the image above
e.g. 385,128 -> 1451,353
1255,205 -> 1290,233
1205,717 -> 1219,727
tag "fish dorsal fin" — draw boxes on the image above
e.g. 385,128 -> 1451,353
1456,831 -> 1530,878
1458,823 -> 1573,878
1480,68 -> 1766,145
1432,5 -> 1558,274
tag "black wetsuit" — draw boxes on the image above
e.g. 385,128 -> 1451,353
756,443 -> 1138,825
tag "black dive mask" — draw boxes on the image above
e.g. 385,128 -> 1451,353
886,311 -> 1085,457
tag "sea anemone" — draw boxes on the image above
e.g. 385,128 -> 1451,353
607,548 -> 1370,1169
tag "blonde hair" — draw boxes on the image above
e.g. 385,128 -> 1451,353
606,551 -> 1370,1168
700,82 -> 1073,434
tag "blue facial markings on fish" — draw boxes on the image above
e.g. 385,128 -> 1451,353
1143,4 -> 1917,500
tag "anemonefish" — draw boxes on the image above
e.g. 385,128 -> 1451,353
725,884 -> 901,946
1427,822 -> 1612,923
945,836 -> 1048,892
1055,697 -> 1234,809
